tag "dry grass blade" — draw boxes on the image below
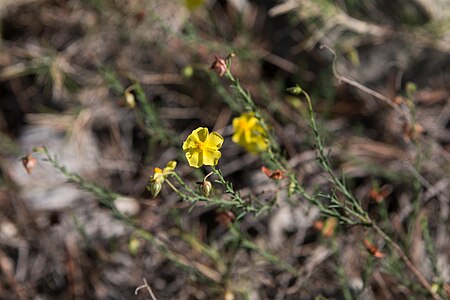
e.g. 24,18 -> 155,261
135,278 -> 158,300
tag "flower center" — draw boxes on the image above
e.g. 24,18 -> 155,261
195,141 -> 205,150
239,119 -> 250,131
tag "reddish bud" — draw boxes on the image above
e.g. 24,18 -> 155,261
402,122 -> 425,142
313,220 -> 324,231
210,55 -> 227,77
322,217 -> 338,238
261,166 -> 285,180
369,184 -> 393,203
363,239 -> 384,258
21,154 -> 37,174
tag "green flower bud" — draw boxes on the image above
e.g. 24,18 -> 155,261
286,85 -> 302,95
148,181 -> 162,198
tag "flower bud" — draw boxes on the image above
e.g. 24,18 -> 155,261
21,154 -> 37,174
124,90 -> 136,108
261,166 -> 285,180
363,239 -> 384,258
198,180 -> 212,197
148,181 -> 162,198
210,55 -> 227,77
286,85 -> 302,95
322,217 -> 337,238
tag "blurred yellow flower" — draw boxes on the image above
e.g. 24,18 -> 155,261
182,127 -> 224,168
148,161 -> 177,197
232,112 -> 268,153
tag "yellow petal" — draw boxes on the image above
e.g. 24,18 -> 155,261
185,149 -> 203,168
165,160 -> 177,171
232,130 -> 242,144
202,149 -> 222,166
232,117 -> 242,130
244,129 -> 253,144
183,134 -> 199,150
205,132 -> 224,150
193,127 -> 209,142
152,172 -> 165,184
255,137 -> 268,151
247,116 -> 258,128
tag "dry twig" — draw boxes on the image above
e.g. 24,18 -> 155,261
135,278 -> 158,300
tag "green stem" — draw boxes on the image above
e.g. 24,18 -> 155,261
38,146 -> 221,283
371,223 -> 442,300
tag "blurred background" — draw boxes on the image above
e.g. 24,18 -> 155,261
0,0 -> 449,299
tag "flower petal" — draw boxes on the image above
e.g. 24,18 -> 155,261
255,137 -> 268,151
232,130 -> 242,144
193,127 -> 209,142
164,160 -> 177,171
185,149 -> 203,168
205,132 -> 224,149
233,116 -> 248,131
152,171 -> 165,184
244,129 -> 253,144
183,134 -> 199,150
247,116 -> 258,128
202,149 -> 222,166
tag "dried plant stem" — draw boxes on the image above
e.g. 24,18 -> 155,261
319,45 -> 410,124
135,278 -> 158,300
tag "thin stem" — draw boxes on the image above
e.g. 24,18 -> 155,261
37,146 -> 221,283
299,90 -> 439,298
372,223 -> 442,300
319,45 -> 410,124
301,90 -> 369,224
165,178 -> 180,194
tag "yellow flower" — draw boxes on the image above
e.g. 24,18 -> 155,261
232,112 -> 268,153
151,160 -> 176,183
148,161 -> 177,197
182,127 -> 224,168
